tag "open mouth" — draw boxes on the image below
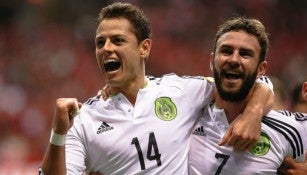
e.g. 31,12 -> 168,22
104,59 -> 121,72
223,71 -> 242,81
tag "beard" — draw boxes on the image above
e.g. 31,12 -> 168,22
213,66 -> 258,102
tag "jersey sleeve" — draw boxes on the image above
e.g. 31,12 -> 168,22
186,76 -> 215,106
278,111 -> 307,141
292,112 -> 307,146
277,110 -> 307,162
177,75 -> 215,107
65,114 -> 87,175
159,74 -> 215,107
287,117 -> 307,163
256,75 -> 274,93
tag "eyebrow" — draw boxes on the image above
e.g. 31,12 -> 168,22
220,44 -> 254,54
219,44 -> 232,50
96,34 -> 125,39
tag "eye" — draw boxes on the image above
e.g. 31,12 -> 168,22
220,47 -> 232,56
96,38 -> 105,48
239,49 -> 253,58
112,37 -> 125,45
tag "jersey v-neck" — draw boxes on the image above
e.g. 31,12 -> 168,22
104,77 -> 151,119
209,103 -> 229,133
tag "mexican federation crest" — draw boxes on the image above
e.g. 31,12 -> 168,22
154,97 -> 177,121
250,132 -> 271,156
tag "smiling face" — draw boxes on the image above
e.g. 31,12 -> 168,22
95,17 -> 151,89
211,30 -> 267,102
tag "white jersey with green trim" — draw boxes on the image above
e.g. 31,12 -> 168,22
189,103 -> 307,175
64,73 -> 214,175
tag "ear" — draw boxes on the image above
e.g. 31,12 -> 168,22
302,82 -> 307,100
140,39 -> 152,61
257,61 -> 267,78
209,52 -> 215,71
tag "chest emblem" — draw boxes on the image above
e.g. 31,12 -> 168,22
250,132 -> 271,156
155,97 -> 177,121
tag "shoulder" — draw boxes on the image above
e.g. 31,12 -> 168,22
75,96 -> 115,125
155,73 -> 214,87
262,110 -> 305,142
290,112 -> 307,122
276,110 -> 307,121
83,96 -> 100,106
276,110 -> 307,137
152,74 -> 215,97
262,110 -> 306,159
81,96 -> 108,113
263,110 -> 304,129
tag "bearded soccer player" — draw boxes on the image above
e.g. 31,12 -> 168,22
188,17 -> 306,175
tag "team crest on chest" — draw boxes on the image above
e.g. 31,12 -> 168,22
154,97 -> 177,121
250,132 -> 271,156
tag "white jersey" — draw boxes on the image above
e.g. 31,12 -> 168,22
189,103 -> 307,175
65,74 -> 214,175
277,110 -> 307,137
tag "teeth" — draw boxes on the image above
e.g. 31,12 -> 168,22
104,59 -> 118,64
224,70 -> 241,79
225,70 -> 239,75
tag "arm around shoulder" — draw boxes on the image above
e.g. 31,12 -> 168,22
219,78 -> 274,150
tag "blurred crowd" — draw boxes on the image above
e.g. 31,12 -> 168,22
0,0 -> 306,174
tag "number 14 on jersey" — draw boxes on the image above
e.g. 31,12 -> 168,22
131,132 -> 162,170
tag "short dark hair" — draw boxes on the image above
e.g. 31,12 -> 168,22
97,2 -> 152,43
213,17 -> 269,63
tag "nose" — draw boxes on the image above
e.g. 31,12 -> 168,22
227,51 -> 240,68
103,39 -> 114,55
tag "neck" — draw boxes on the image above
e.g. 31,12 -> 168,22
214,89 -> 250,124
111,75 -> 147,106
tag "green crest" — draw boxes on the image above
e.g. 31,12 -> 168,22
250,132 -> 271,156
154,97 -> 177,121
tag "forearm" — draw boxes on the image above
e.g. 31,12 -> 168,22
243,82 -> 274,119
223,82 -> 273,150
41,98 -> 82,175
41,143 -> 66,175
41,144 -> 66,175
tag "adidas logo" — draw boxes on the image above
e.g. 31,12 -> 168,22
97,121 -> 114,134
192,126 -> 206,136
